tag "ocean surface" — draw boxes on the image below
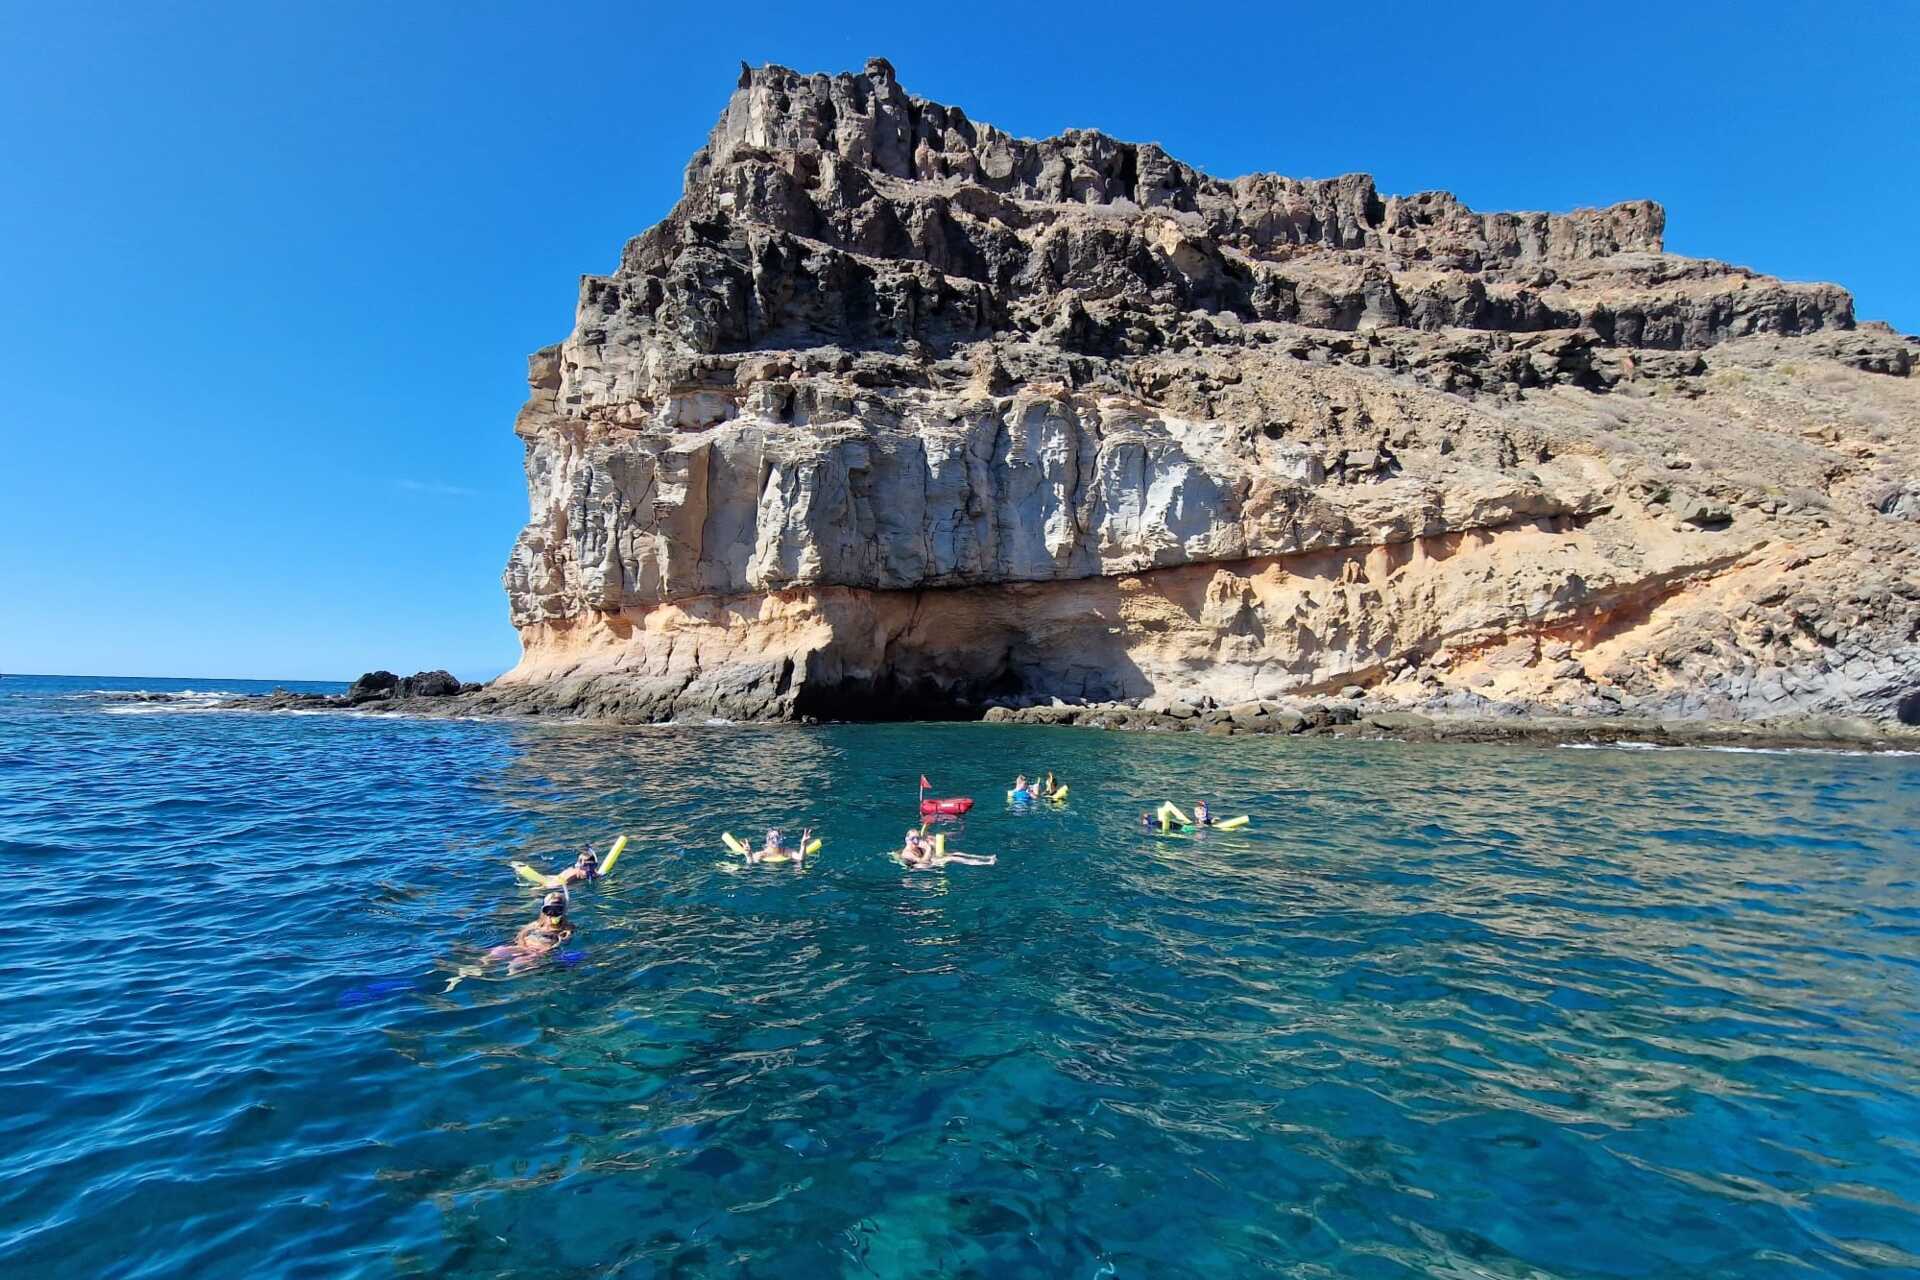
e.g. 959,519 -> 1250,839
3,673 -> 1919,1278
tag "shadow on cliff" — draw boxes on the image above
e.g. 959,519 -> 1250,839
789,580 -> 1155,721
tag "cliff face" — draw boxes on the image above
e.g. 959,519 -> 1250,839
485,58 -> 1920,725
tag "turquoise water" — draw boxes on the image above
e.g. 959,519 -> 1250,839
3,674 -> 1919,1278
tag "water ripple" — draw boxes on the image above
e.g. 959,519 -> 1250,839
2,676 -> 1918,1276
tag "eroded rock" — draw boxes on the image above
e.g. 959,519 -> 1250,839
483,58 -> 1920,727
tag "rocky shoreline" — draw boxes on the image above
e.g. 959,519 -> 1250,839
221,670 -> 1918,752
978,697 -> 1919,751
474,58 -> 1918,730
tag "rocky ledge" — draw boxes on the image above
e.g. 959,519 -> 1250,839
225,669 -> 1919,751
483,57 -> 1917,729
234,669 -> 481,714
981,695 -> 1920,752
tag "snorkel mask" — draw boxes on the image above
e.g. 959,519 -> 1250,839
541,890 -> 568,918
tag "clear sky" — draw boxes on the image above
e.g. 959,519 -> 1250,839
2,1 -> 1914,681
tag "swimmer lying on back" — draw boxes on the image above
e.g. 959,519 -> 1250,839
899,829 -> 996,869
511,891 -> 574,953
444,890 -> 576,991
470,891 -> 575,980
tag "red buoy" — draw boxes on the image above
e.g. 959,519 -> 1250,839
919,796 -> 974,816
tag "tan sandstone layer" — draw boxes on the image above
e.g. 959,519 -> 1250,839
479,58 -> 1920,729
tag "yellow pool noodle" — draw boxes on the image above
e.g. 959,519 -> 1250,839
803,838 -> 822,856
934,833 -> 946,858
1049,785 -> 1069,801
721,832 -> 751,857
599,834 -> 629,874
1160,803 -> 1191,826
1215,815 -> 1250,831
512,862 -> 548,887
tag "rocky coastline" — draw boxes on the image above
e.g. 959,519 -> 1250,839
469,57 -> 1918,732
221,668 -> 1918,752
255,58 -> 1919,740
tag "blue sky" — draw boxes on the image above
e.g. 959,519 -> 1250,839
2,1 -> 1913,681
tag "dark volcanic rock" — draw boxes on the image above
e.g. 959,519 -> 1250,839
347,670 -> 399,704
454,58 -> 1920,729
395,670 -> 462,698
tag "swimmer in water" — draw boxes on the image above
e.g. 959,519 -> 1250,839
1040,771 -> 1062,798
514,845 -> 599,889
1140,811 -> 1154,831
899,829 -> 937,869
446,890 -> 576,990
899,828 -> 996,868
749,826 -> 812,866
503,891 -> 574,957
1010,774 -> 1035,801
1193,801 -> 1216,827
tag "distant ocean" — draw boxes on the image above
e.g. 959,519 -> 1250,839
3,672 -> 1918,1277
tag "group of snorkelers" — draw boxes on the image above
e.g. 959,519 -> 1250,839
444,845 -> 603,987
468,768 -> 1238,978
494,846 -> 603,967
896,769 -> 1065,867
1007,771 -> 1065,802
1141,800 -> 1222,829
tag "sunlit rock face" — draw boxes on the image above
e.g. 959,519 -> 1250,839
485,57 -> 1920,724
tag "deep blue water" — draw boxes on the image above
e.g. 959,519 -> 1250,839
3,673 -> 1919,1278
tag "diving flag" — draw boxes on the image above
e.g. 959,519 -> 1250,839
919,775 -> 931,789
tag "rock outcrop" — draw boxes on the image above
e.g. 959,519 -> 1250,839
232,671 -> 478,715
481,58 -> 1920,727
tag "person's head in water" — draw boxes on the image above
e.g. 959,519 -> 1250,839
1195,801 -> 1210,824
541,890 -> 569,921
765,828 -> 785,850
574,848 -> 599,879
1140,811 -> 1152,827
1014,774 -> 1029,790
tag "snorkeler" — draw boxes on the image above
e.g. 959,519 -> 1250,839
1152,801 -> 1249,832
511,891 -> 574,953
749,826 -> 813,865
899,829 -> 937,869
513,845 -> 599,889
443,889 -> 578,992
453,890 -> 575,986
899,828 -> 996,868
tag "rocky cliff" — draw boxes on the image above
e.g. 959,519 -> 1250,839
478,58 -> 1920,727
